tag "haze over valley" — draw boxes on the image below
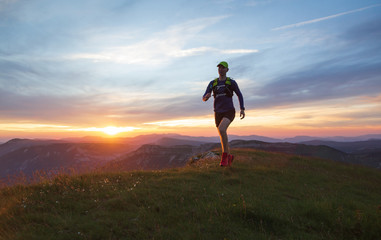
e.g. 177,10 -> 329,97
1,133 -> 380,185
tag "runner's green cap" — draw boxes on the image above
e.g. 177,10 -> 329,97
217,61 -> 228,68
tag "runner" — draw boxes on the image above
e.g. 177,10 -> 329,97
202,61 -> 245,166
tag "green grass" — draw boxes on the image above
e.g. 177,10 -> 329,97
1,148 -> 380,239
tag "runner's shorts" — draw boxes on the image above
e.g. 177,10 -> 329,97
215,109 -> 235,127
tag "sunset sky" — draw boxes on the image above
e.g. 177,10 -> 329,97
1,0 -> 381,141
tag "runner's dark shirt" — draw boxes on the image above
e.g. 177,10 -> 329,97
203,78 -> 245,113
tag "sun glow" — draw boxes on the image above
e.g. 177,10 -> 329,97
68,126 -> 139,136
101,126 -> 134,135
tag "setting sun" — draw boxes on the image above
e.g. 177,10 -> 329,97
101,126 -> 133,136
66,126 -> 139,136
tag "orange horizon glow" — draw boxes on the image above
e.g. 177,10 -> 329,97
1,124 -> 380,142
68,126 -> 140,136
1,100 -> 381,141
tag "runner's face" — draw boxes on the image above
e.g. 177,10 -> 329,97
218,66 -> 228,76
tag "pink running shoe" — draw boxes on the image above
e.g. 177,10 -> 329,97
220,152 -> 228,167
228,154 -> 234,166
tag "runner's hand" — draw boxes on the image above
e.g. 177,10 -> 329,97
203,93 -> 211,101
240,110 -> 245,119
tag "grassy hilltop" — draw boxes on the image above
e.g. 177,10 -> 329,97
1,148 -> 380,239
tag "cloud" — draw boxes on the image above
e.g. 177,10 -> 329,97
171,47 -> 258,57
0,56 -> 97,98
249,59 -> 381,109
245,0 -> 272,7
0,88 -> 98,124
0,80 -> 208,128
68,16 -> 258,66
238,13 -> 381,110
272,4 -> 381,31
144,118 -> 212,127
340,16 -> 381,44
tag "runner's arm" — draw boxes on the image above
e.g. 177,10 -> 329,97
232,81 -> 245,111
202,81 -> 213,101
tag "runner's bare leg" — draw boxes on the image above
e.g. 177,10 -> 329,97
217,117 -> 232,153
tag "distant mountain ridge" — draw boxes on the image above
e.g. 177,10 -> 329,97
154,137 -> 210,146
229,140 -> 381,169
0,142 -> 135,183
229,140 -> 347,162
1,134 -> 380,184
282,134 -> 381,143
3,133 -> 380,145
101,143 -> 218,172
0,138 -> 68,158
300,139 -> 381,153
131,133 -> 381,143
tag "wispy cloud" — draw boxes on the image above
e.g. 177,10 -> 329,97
245,0 -> 272,7
171,47 -> 258,57
249,59 -> 381,109
0,123 -> 70,132
144,118 -> 213,127
272,4 -> 381,31
68,16 -> 258,65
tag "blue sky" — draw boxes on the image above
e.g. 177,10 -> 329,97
1,0 -> 380,140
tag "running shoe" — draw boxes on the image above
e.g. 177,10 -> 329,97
228,154 -> 234,166
220,152 -> 228,167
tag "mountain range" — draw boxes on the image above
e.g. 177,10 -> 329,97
3,133 -> 381,145
1,134 -> 380,185
0,139 -> 135,184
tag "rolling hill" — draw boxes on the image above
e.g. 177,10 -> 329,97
101,144 -> 202,171
0,142 -> 135,184
301,139 -> 381,154
1,135 -> 380,185
0,148 -> 380,239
